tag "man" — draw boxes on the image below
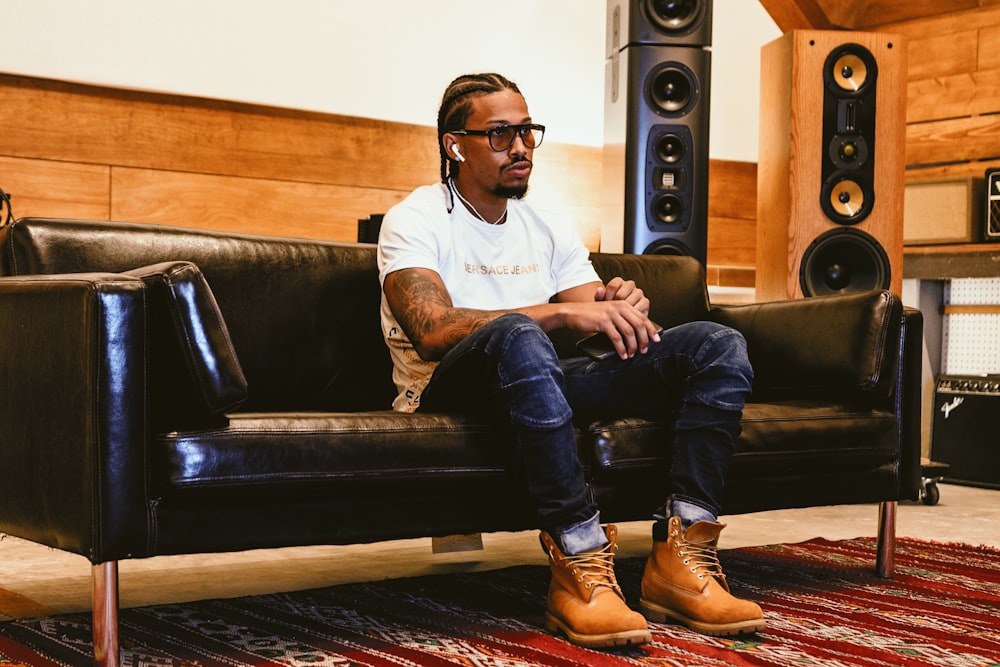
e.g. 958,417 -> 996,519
377,72 -> 764,648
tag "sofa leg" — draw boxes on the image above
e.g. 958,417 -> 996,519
875,501 -> 896,579
92,561 -> 120,667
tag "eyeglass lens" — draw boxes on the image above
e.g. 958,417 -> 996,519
489,125 -> 544,151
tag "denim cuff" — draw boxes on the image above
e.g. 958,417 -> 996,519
556,512 -> 607,555
654,497 -> 717,529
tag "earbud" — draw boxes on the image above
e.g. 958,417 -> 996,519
452,145 -> 466,162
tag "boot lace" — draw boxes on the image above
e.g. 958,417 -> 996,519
565,542 -> 624,596
676,532 -> 726,585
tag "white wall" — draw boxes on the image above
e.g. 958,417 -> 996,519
1,0 -> 778,161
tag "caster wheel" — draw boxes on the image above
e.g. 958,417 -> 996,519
922,480 -> 940,506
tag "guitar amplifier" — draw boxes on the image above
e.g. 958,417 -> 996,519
931,375 -> 1000,488
988,168 -> 1000,241
904,177 -> 983,244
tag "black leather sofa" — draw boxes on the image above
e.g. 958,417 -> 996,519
0,217 -> 922,666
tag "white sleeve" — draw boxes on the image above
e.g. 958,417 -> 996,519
546,209 -> 602,293
377,198 -> 443,286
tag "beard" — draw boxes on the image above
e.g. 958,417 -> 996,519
493,156 -> 531,199
493,183 -> 529,200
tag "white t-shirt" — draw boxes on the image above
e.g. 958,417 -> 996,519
377,183 -> 600,411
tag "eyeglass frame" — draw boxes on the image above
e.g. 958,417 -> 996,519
450,123 -> 546,152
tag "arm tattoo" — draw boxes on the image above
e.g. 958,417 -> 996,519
388,269 -> 501,348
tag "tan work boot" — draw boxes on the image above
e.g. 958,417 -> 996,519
540,524 -> 651,648
640,516 -> 765,636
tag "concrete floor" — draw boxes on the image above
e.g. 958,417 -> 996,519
1,483 -> 997,621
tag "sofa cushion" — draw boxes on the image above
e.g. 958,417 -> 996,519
588,400 -> 898,479
125,261 -> 247,422
152,412 -> 508,501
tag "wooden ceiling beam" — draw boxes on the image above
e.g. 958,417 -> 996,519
759,0 -> 986,32
757,0 -> 836,32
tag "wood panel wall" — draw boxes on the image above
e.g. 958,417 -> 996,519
0,73 -> 755,288
4,8 -> 1000,293
880,6 -> 1000,180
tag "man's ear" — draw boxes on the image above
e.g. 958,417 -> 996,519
442,132 -> 462,161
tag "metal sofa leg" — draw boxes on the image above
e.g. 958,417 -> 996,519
875,500 -> 896,579
92,561 -> 120,667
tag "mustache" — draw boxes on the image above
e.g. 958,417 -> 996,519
503,155 -> 533,170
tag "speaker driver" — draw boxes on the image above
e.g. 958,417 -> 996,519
645,0 -> 704,34
828,135 -> 869,169
822,174 -> 873,223
647,64 -> 697,116
799,228 -> 890,296
825,45 -> 877,95
652,192 -> 684,224
654,132 -> 685,163
644,238 -> 691,255
831,53 -> 868,91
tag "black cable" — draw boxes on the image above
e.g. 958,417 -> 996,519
0,187 -> 12,227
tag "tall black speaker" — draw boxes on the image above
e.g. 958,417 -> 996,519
602,0 -> 713,262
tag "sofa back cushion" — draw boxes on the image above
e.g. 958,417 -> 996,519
590,252 -> 711,328
2,217 -> 397,412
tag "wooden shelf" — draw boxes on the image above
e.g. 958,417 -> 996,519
904,243 -> 1000,279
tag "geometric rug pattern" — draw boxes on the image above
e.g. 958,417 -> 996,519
1,536 -> 999,666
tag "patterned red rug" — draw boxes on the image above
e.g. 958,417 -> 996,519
1,536 -> 999,666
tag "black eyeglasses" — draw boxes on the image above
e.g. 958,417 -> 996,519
451,123 -> 545,152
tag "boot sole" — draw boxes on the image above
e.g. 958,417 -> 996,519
639,598 -> 766,637
545,613 -> 652,648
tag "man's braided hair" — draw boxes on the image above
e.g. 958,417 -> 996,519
436,73 -> 522,182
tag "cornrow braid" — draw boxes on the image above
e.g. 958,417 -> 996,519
436,73 -> 522,182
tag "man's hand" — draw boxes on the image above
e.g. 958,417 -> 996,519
558,278 -> 660,360
595,277 -> 651,315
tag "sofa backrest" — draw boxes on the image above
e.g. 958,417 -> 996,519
2,218 -> 713,413
2,217 -> 397,412
589,252 -> 711,329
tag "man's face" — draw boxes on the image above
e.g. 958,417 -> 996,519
453,90 -> 534,200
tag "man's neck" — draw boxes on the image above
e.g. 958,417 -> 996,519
451,178 -> 508,225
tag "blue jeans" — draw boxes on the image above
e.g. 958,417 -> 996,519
419,313 -> 753,552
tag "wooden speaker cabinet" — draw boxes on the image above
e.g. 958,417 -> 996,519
757,30 -> 907,301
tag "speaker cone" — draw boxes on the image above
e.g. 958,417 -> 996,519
654,132 -> 685,163
832,53 -> 868,91
645,0 -> 703,33
643,238 -> 691,255
799,228 -> 890,296
821,174 -> 873,223
647,64 -> 697,115
825,44 -> 876,95
652,192 -> 683,225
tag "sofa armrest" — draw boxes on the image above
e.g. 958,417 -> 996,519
710,290 -> 903,402
124,261 -> 248,428
897,306 -> 924,501
0,273 -> 151,562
